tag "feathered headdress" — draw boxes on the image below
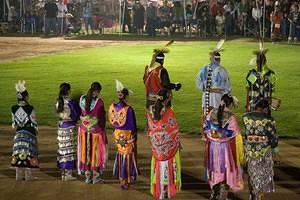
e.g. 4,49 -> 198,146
15,80 -> 27,100
227,93 -> 239,107
116,79 -> 124,92
115,79 -> 133,95
249,40 -> 269,66
253,40 -> 269,55
15,80 -> 26,93
150,40 -> 174,68
153,40 -> 174,54
232,95 -> 239,107
209,39 -> 225,56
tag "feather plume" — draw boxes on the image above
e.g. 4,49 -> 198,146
249,57 -> 257,66
115,80 -> 124,92
149,53 -> 157,68
15,80 -> 26,93
259,40 -> 264,52
209,39 -> 225,55
165,40 -> 174,47
153,40 -> 174,54
128,89 -> 134,95
153,47 -> 170,54
253,40 -> 269,55
215,39 -> 225,52
116,80 -> 134,95
232,96 -> 239,107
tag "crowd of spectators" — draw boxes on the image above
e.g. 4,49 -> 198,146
1,0 -> 300,42
123,0 -> 300,41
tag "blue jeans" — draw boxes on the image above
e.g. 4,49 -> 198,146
289,23 -> 295,38
84,17 -> 93,31
45,17 -> 57,34
281,19 -> 289,38
57,17 -> 66,35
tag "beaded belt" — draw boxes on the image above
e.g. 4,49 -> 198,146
247,135 -> 268,143
147,94 -> 163,101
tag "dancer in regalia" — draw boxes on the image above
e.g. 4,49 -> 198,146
11,80 -> 39,181
242,99 -> 278,200
196,40 -> 231,132
246,41 -> 278,115
55,82 -> 80,181
143,41 -> 182,199
203,94 -> 244,200
108,80 -> 138,190
78,82 -> 107,184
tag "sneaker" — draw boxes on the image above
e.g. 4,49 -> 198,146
25,170 -> 36,181
64,174 -> 77,181
61,170 -> 65,181
92,170 -> 104,184
85,171 -> 92,184
16,168 -> 24,181
64,170 -> 76,181
93,177 -> 104,184
121,184 -> 129,190
85,177 -> 92,184
219,184 -> 229,200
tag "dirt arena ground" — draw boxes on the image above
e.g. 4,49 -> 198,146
0,36 -> 147,63
0,125 -> 300,200
0,37 -> 300,200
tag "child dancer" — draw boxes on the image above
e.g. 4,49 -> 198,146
108,80 -> 138,189
11,80 -> 39,181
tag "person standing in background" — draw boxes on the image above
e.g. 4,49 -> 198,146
133,0 -> 145,35
121,0 -> 132,33
288,2 -> 300,43
270,1 -> 283,41
83,1 -> 94,35
57,0 -> 68,36
44,0 -> 58,35
158,0 -> 171,36
146,2 -> 157,36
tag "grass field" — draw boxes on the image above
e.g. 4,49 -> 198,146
0,39 -> 299,137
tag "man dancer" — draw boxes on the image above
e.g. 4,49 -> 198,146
246,41 -> 277,115
196,39 -> 231,133
143,41 -> 182,199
